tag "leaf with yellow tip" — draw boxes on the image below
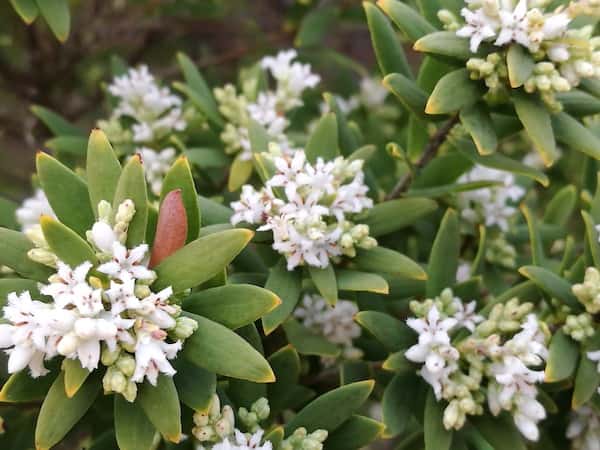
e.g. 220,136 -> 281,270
336,270 -> 389,294
40,215 -> 97,267
137,375 -> 181,443
62,359 -> 90,398
545,330 -> 578,383
86,129 -> 122,211
425,69 -> 483,115
113,154 -> 148,247
228,155 -> 254,192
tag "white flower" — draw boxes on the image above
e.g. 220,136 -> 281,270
89,220 -> 119,253
131,326 -> 181,385
138,147 -> 177,196
495,0 -> 531,48
97,242 -> 154,282
457,165 -> 525,231
213,429 -> 272,450
105,277 -> 142,315
456,261 -> 472,282
137,286 -> 178,330
567,406 -> 600,450
359,77 -> 388,109
451,299 -> 483,332
457,8 -> 498,52
247,92 -> 289,139
15,189 -> 56,231
41,261 -> 94,309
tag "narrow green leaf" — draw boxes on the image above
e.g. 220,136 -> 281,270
543,185 -> 576,227
185,148 -> 229,168
506,44 -> 534,88
283,318 -> 340,357
309,264 -> 338,305
382,374 -> 419,437
36,0 -> 70,42
460,104 -> 497,155
62,359 -> 90,398
513,92 -> 558,166
295,5 -> 338,48
521,204 -> 545,267
336,270 -> 389,294
40,216 -> 97,266
264,427 -> 284,449
284,380 -> 375,434
426,69 -> 483,114
183,284 -> 281,329
160,156 -> 200,242
0,197 -> 18,229
545,329 -> 579,383
173,358 -> 216,411
323,93 -> 362,154
382,352 -> 414,374
184,312 -> 275,382
37,152 -> 94,236
364,2 -> 412,78
556,89 -> 600,117
114,396 -> 156,450
377,0 -> 436,42
153,229 -> 253,292
414,31 -> 473,61
228,156 -> 254,192
11,0 -> 39,24
305,113 -> 339,163
0,227 -> 52,281
35,372 -> 100,450
355,311 -> 414,351
518,265 -> 580,310
573,352 -> 600,409
45,136 -> 87,155
472,414 -> 526,450
363,198 -> 437,236
262,259 -> 302,335
113,154 -> 148,247
137,376 -> 181,443
354,247 -> 426,280
582,210 -> 600,268
0,369 -> 56,403
427,209 -> 460,297
87,129 -> 122,214
198,196 -> 233,226
30,105 -> 83,136
325,415 -> 384,450
552,112 -> 600,160
383,73 -> 428,118
424,389 -> 452,450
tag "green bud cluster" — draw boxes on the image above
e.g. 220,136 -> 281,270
338,222 -> 377,258
168,316 -> 199,340
410,287 -> 458,318
102,351 -> 138,402
563,312 -> 595,342
192,394 -> 235,443
466,53 -> 508,95
523,61 -> 570,112
485,234 -> 517,269
573,267 -> 600,313
437,9 -> 460,31
280,427 -> 328,450
238,397 -> 270,432
114,199 -> 136,244
476,298 -> 534,337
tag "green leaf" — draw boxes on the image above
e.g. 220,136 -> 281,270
262,259 -> 302,335
363,198 -> 437,236
545,329 -> 579,382
40,216 -> 97,266
35,372 -> 100,450
160,156 -> 200,242
183,284 -> 280,329
543,185 -> 576,227
325,415 -> 384,450
185,148 -> 229,168
382,374 -> 419,437
284,380 -> 374,434
113,154 -> 148,247
424,389 -> 452,450
228,155 -> 254,192
309,264 -> 338,305
37,152 -> 94,236
86,130 -> 122,211
268,346 -> 313,413
336,270 -> 389,294
427,209 -> 460,297
36,0 -> 70,42
323,93 -> 362,154
198,196 -> 233,226
556,89 -> 600,117
114,396 -> 156,450
355,311 -> 414,351
0,197 -> 18,229
45,136 -> 87,155
513,92 -> 558,166
0,279 -> 43,304
183,312 -> 275,382
382,352 -> 414,374
521,204 -> 545,267
573,352 -> 600,409
582,210 -> 600,268
62,359 -> 91,398
407,180 -> 501,198
153,229 -> 253,292
0,369 -> 56,403
506,44 -> 535,88
295,5 -> 338,48
426,69 -> 483,115
264,427 -> 284,449
383,73 -> 428,118
414,31 -> 473,61
552,112 -> 600,160
283,318 -> 340,357
173,358 -> 216,411
11,0 -> 39,24
176,53 -> 223,127
377,0 -> 436,42
460,104 -> 497,155
354,247 -> 427,280
305,113 -> 339,163
519,265 -> 580,310
364,2 -> 412,78
137,376 -> 181,443
471,414 -> 526,450
30,105 -> 83,136
0,227 -> 53,281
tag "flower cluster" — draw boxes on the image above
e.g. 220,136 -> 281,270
294,293 -> 363,363
406,290 -> 548,441
321,76 -> 389,116
15,189 -> 56,232
105,65 -> 186,143
230,148 -> 376,270
0,199 -> 196,401
138,147 -> 176,196
452,0 -> 600,107
214,49 -> 320,161
457,165 -> 525,231
567,405 -> 600,450
193,395 -> 327,450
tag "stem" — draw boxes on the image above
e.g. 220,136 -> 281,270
385,114 -> 459,200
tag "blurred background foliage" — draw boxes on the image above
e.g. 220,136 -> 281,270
0,0 -> 399,201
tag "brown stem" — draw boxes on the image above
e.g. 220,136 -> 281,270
385,114 -> 459,200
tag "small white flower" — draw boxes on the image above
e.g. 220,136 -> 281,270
97,242 -> 154,282
138,147 -> 177,196
15,189 -> 56,231
213,429 -> 273,450
131,326 -> 181,385
451,299 -> 484,332
89,221 -> 119,253
495,0 -> 531,49
105,277 -> 142,315
41,261 -> 94,308
457,8 -> 498,52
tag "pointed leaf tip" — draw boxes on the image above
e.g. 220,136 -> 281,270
150,189 -> 188,268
